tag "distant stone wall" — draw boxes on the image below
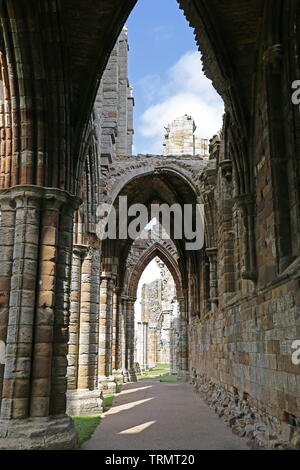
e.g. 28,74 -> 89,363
135,259 -> 179,370
97,27 -> 134,163
163,114 -> 209,158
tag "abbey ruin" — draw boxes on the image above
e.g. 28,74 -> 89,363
163,115 -> 209,158
0,0 -> 299,451
135,257 -> 180,374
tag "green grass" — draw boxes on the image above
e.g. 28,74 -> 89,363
143,364 -> 170,374
159,375 -> 177,383
72,416 -> 101,447
72,372 -> 176,447
139,364 -> 175,381
73,387 -> 122,447
103,394 -> 114,408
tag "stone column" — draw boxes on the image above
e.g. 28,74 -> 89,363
112,287 -> 123,385
98,275 -> 116,394
121,296 -> 129,382
171,317 -> 180,375
236,195 -> 257,281
67,246 -> 103,416
121,296 -> 136,382
67,246 -> 87,392
142,322 -> 148,370
148,327 -> 156,369
0,197 -> 15,411
0,185 -> 79,450
170,324 -> 177,375
177,298 -> 189,382
127,298 -> 137,381
206,247 -> 218,312
115,295 -> 124,373
155,328 -> 161,364
136,322 -> 142,365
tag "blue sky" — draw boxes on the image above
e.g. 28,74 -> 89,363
126,0 -> 224,155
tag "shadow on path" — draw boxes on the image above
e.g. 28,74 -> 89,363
82,380 -> 249,450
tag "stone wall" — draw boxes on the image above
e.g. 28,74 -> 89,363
163,114 -> 209,158
136,259 -> 179,371
190,279 -> 300,449
189,119 -> 300,449
98,27 -> 134,163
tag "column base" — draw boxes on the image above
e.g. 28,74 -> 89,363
121,369 -> 137,383
67,389 -> 103,416
129,369 -> 138,382
122,370 -> 130,383
98,376 -> 117,395
0,415 -> 78,450
177,370 -> 190,383
112,370 -> 124,386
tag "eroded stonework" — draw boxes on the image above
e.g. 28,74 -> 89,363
135,258 -> 179,372
163,114 -> 209,158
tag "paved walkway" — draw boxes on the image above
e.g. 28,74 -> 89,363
83,380 -> 249,450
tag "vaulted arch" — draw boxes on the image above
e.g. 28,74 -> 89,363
125,242 -> 184,299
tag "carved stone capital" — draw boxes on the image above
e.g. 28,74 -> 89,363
73,244 -> 89,259
219,159 -> 233,182
0,184 -> 81,211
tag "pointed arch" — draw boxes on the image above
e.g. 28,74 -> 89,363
125,242 -> 184,300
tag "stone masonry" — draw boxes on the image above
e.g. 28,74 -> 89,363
135,259 -> 179,372
163,114 -> 209,158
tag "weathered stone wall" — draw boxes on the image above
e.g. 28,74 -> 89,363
136,260 -> 179,370
190,280 -> 300,449
163,114 -> 209,158
190,110 -> 300,449
99,27 -> 134,162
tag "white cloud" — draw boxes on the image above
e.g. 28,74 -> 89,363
141,92 -> 223,138
138,74 -> 162,104
149,24 -> 174,43
136,50 -> 224,154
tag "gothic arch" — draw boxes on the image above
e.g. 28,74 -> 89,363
124,242 -> 184,300
103,164 -> 199,206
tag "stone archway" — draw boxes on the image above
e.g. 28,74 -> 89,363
125,242 -> 188,381
97,162 -> 204,388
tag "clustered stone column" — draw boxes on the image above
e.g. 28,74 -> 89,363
142,322 -> 148,370
0,185 -> 79,450
177,298 -> 189,382
170,318 -> 179,375
120,296 -> 129,381
117,295 -> 126,377
148,327 -> 157,368
123,297 -> 137,382
66,245 -> 103,416
98,275 -> 117,393
206,247 -> 218,312
111,287 -> 123,385
0,197 -> 14,413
